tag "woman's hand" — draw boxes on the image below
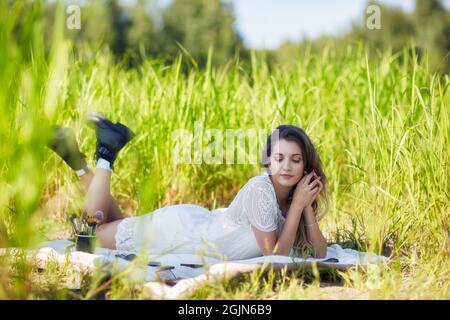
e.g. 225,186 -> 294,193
291,170 -> 323,212
308,171 -> 324,207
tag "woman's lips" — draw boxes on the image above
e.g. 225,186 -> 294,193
280,174 -> 293,178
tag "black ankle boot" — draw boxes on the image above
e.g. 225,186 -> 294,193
47,126 -> 89,171
87,112 -> 135,169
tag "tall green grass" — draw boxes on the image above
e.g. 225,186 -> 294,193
0,1 -> 448,299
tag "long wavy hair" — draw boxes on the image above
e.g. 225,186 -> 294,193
261,125 -> 329,257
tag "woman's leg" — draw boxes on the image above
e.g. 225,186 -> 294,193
47,125 -> 125,223
83,167 -> 120,222
79,170 -> 123,223
83,113 -> 135,249
48,114 -> 135,249
82,167 -> 125,249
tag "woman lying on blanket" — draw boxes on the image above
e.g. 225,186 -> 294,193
48,114 -> 329,260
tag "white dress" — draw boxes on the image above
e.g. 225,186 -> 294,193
114,172 -> 288,260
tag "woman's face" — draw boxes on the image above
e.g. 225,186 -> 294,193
268,139 -> 305,187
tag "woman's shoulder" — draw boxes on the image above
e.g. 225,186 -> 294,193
242,173 -> 275,196
247,172 -> 272,186
226,172 -> 280,224
228,172 -> 275,207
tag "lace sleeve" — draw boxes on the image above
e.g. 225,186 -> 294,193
243,179 -> 278,232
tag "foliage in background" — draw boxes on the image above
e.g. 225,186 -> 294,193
33,0 -> 450,72
272,0 -> 450,73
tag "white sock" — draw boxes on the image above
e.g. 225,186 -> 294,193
96,158 -> 112,172
75,164 -> 92,177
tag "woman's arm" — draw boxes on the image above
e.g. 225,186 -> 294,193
253,203 -> 328,257
253,202 -> 303,256
271,203 -> 304,255
303,204 -> 327,258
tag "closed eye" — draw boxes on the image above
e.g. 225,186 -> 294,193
275,158 -> 302,163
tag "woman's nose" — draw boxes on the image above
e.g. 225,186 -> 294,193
282,160 -> 292,170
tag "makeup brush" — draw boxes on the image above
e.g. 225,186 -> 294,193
91,222 -> 97,235
86,210 -> 104,226
81,217 -> 87,235
69,214 -> 79,235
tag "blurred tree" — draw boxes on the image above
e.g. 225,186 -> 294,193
75,0 -> 116,50
110,0 -> 130,56
272,40 -> 303,65
67,0 -> 133,63
271,33 -> 357,67
161,0 -> 244,67
270,0 -> 450,73
355,2 -> 416,51
19,0 -> 450,72
125,0 -> 157,56
413,0 -> 450,72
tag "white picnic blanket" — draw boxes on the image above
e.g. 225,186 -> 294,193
1,240 -> 389,299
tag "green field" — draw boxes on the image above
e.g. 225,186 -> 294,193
0,2 -> 449,299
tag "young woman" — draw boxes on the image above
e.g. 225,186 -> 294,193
48,114 -> 329,260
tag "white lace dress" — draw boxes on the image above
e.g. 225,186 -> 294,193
114,172 -> 288,260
